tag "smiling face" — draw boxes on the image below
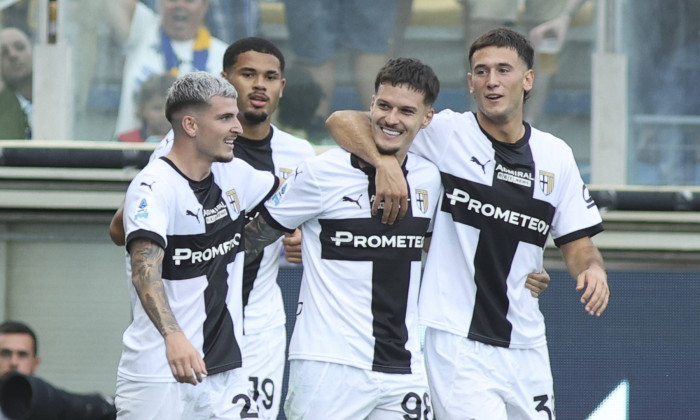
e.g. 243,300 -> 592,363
369,82 -> 433,163
221,50 -> 285,127
160,0 -> 208,41
191,95 -> 243,163
467,46 -> 533,126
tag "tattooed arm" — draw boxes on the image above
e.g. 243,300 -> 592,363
244,215 -> 287,265
130,238 -> 207,384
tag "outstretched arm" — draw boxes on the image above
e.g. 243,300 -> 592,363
529,0 -> 588,53
130,238 -> 207,384
326,111 -> 408,224
103,0 -> 137,44
560,237 -> 609,316
244,215 -> 286,265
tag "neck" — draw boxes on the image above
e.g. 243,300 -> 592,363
5,76 -> 32,101
167,137 -> 212,181
240,120 -> 272,141
476,110 -> 525,144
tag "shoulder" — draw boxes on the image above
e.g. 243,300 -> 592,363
529,125 -> 574,155
271,126 -> 315,150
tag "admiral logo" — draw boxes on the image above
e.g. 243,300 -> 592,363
445,187 -> 550,235
495,163 -> 534,187
330,231 -> 424,248
415,189 -> 428,214
539,171 -> 554,195
171,234 -> 241,265
204,201 -> 229,224
226,189 -> 241,213
280,168 -> 293,180
270,182 -> 289,206
135,198 -> 149,220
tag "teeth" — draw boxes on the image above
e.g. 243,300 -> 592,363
382,128 -> 400,136
224,139 -> 235,145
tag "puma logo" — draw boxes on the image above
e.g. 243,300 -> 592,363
140,181 -> 155,191
185,209 -> 200,223
342,194 -> 362,208
471,156 -> 491,174
294,167 -> 303,179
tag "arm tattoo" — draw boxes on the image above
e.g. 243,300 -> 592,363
130,239 -> 181,337
244,215 -> 285,265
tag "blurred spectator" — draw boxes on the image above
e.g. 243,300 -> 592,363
106,0 -> 228,134
0,321 -> 116,420
459,0 -> 591,124
141,0 -> 261,43
117,73 -> 175,142
282,0 -> 399,142
0,27 -> 33,140
275,65 -> 322,140
0,321 -> 40,378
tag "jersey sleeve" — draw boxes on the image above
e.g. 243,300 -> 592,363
261,159 -> 323,232
219,160 -> 278,212
550,147 -> 604,246
149,130 -> 174,162
124,168 -> 171,253
410,109 -> 458,165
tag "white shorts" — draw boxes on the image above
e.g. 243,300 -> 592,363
115,368 -> 259,420
240,325 -> 287,420
424,327 -> 555,420
284,359 -> 433,420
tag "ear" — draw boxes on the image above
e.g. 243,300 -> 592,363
279,77 -> 286,99
30,355 -> 41,375
421,107 -> 435,129
466,73 -> 474,95
523,68 -> 534,94
182,115 -> 198,137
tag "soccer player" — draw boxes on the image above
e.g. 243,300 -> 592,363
115,71 -> 279,419
326,27 -> 609,419
244,57 -> 441,419
110,37 -> 315,419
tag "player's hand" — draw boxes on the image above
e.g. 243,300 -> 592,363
283,229 -> 302,264
373,155 -> 408,224
576,265 -> 609,316
164,331 -> 207,385
525,268 -> 550,298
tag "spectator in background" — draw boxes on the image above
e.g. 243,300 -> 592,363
117,73 -> 175,142
275,65 -> 323,140
0,27 -> 33,140
0,321 -> 116,420
106,0 -> 228,135
459,0 -> 591,124
0,321 -> 40,378
282,0 -> 400,142
141,0 -> 261,43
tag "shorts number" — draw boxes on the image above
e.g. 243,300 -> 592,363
533,394 -> 553,420
401,392 -> 432,420
231,393 -> 258,418
249,376 -> 275,410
